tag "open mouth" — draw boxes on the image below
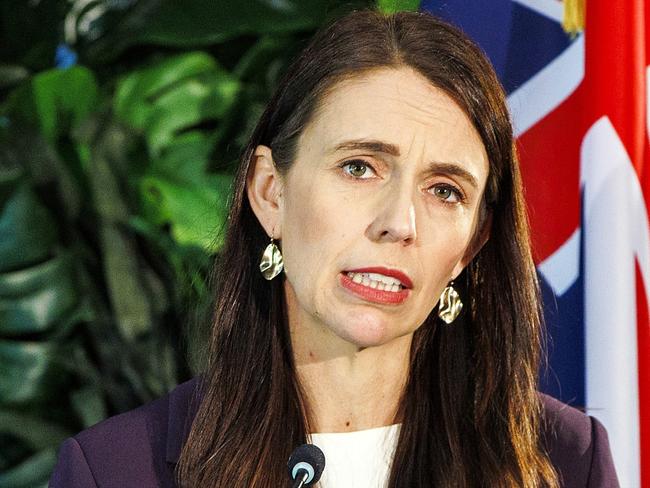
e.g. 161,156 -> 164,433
339,269 -> 412,305
345,271 -> 405,292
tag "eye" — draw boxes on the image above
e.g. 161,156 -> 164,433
340,159 -> 376,179
429,183 -> 464,203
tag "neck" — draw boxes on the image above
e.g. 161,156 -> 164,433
291,325 -> 413,434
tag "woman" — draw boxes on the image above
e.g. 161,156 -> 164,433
50,10 -> 619,488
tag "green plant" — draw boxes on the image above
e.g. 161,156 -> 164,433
0,0 -> 419,485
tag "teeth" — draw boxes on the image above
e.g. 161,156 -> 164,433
346,272 -> 404,293
367,272 -> 402,286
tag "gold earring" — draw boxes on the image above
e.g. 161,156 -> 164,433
438,282 -> 462,324
259,236 -> 283,280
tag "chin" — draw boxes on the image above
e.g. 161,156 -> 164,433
336,313 -> 397,348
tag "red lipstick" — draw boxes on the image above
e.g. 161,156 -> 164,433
346,267 -> 413,288
339,267 -> 412,305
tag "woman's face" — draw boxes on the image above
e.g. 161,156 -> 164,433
260,67 -> 489,351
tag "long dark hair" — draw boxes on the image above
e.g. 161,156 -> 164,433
177,10 -> 558,487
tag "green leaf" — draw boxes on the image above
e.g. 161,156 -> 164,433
0,448 -> 56,488
0,166 -> 24,210
232,36 -> 290,79
377,0 -> 421,13
0,118 -> 86,221
100,226 -> 153,340
0,184 -> 57,273
146,76 -> 239,156
0,254 -> 78,335
150,131 -> 215,181
89,123 -> 153,339
70,386 -> 107,429
132,0 -> 328,47
0,254 -> 70,297
48,300 -> 95,340
141,172 -> 231,252
30,66 -> 99,143
0,340 -> 66,404
114,52 -> 220,128
115,52 -> 240,157
0,410 -> 71,450
0,0 -> 62,72
139,132 -> 232,252
0,64 -> 29,90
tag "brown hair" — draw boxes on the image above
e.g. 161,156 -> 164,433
177,10 -> 558,487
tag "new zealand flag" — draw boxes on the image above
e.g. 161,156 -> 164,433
421,1 -> 650,485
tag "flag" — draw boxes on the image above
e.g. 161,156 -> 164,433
421,1 -> 650,485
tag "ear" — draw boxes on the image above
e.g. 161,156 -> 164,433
246,145 -> 283,238
451,210 -> 492,280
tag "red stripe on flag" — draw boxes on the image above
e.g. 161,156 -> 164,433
517,88 -> 586,264
585,0 -> 646,172
586,2 -> 649,482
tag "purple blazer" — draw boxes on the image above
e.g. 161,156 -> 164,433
49,379 -> 620,487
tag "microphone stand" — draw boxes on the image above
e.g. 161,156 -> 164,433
288,444 -> 325,487
292,470 -> 309,488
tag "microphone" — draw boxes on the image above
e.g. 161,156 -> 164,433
287,444 -> 326,488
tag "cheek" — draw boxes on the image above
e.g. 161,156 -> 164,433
282,189 -> 333,261
279,185 -> 349,304
281,181 -> 359,261
417,222 -> 473,292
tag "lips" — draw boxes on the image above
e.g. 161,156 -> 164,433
339,274 -> 410,305
339,266 -> 412,305
345,267 -> 413,289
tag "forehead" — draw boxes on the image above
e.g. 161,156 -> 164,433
297,67 -> 488,176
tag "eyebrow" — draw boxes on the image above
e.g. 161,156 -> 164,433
426,162 -> 479,189
330,139 -> 400,156
330,138 -> 480,189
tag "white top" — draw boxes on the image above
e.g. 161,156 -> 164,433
308,424 -> 401,488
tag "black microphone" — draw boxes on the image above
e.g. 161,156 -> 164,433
287,444 -> 326,488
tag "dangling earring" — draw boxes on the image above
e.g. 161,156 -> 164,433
438,282 -> 462,324
259,235 -> 283,280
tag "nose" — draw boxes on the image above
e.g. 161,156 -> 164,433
366,185 -> 417,245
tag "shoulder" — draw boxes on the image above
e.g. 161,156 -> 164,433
49,378 -> 200,488
539,393 -> 620,488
